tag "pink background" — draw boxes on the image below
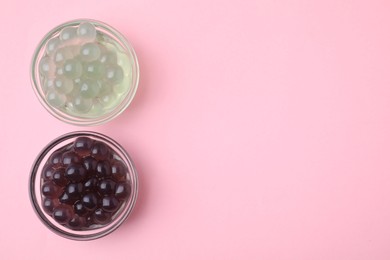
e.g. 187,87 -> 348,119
1,0 -> 390,259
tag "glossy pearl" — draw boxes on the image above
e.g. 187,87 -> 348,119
104,65 -> 124,84
77,22 -> 96,41
80,80 -> 101,99
80,43 -> 101,62
46,90 -> 66,107
59,27 -> 77,42
54,76 -> 74,94
72,96 -> 93,113
83,61 -> 103,79
63,59 -> 83,79
39,57 -> 55,77
46,37 -> 61,56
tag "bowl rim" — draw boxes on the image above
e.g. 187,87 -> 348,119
29,131 -> 138,240
30,19 -> 140,126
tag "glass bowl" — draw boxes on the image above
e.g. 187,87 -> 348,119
29,131 -> 138,240
31,19 -> 139,126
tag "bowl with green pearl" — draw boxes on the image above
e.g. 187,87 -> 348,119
31,19 -> 139,126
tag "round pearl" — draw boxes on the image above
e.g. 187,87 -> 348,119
43,78 -> 55,93
83,61 -> 103,79
54,47 -> 73,65
46,90 -> 66,108
99,93 -> 118,109
99,50 -> 117,65
39,56 -> 55,77
77,22 -> 96,42
72,96 -> 93,113
54,76 -> 74,94
98,82 -> 112,97
80,43 -> 101,62
63,59 -> 83,79
59,27 -> 77,42
104,65 -> 124,84
79,79 -> 101,98
46,37 -> 61,56
113,76 -> 130,95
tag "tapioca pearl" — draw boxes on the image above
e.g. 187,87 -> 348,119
102,196 -> 119,212
48,150 -> 63,166
65,163 -> 86,182
74,201 -> 88,216
77,22 -> 96,41
59,26 -> 77,42
115,182 -> 130,200
42,198 -> 59,214
84,177 -> 98,191
63,59 -> 83,79
97,82 -> 113,97
98,179 -> 116,195
62,151 -> 81,166
67,215 -> 86,230
111,161 -> 127,182
83,61 -> 103,79
99,50 -> 117,65
92,208 -> 111,224
66,82 -> 81,99
42,78 -> 55,94
80,43 -> 101,62
52,168 -> 67,186
113,76 -> 130,95
82,193 -> 98,211
104,65 -> 124,84
39,56 -> 55,77
72,96 -> 93,113
54,47 -> 73,65
83,156 -> 98,173
96,160 -> 111,179
116,52 -> 131,76
74,137 -> 93,155
42,165 -> 55,180
79,79 -> 101,98
46,37 -> 61,56
66,182 -> 83,199
54,76 -> 74,94
42,182 -> 60,198
53,205 -> 73,224
91,141 -> 110,160
46,90 -> 66,108
99,93 -> 119,109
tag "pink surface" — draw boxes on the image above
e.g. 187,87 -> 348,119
1,0 -> 390,259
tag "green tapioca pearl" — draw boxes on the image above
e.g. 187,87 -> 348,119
63,59 -> 83,79
72,96 -> 93,113
79,79 -> 101,98
54,76 -> 74,94
83,61 -> 104,79
46,90 -> 66,108
104,65 -> 124,84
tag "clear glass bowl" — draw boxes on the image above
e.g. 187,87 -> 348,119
31,19 -> 139,126
29,131 -> 138,240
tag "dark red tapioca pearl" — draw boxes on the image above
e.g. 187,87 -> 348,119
91,141 -> 110,160
53,205 -> 73,224
52,168 -> 67,186
65,164 -> 86,182
74,200 -> 89,217
67,215 -> 87,230
59,191 -> 77,205
42,198 -> 59,214
96,160 -> 111,179
47,150 -> 63,166
115,182 -> 131,200
83,156 -> 98,174
82,193 -> 98,211
42,182 -> 61,198
66,182 -> 83,199
42,165 -> 56,180
98,179 -> 116,195
84,177 -> 99,191
102,195 -> 120,212
93,208 -> 112,225
111,160 -> 127,182
62,151 -> 82,166
74,137 -> 93,156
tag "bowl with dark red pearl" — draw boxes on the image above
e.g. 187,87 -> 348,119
29,131 -> 138,240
